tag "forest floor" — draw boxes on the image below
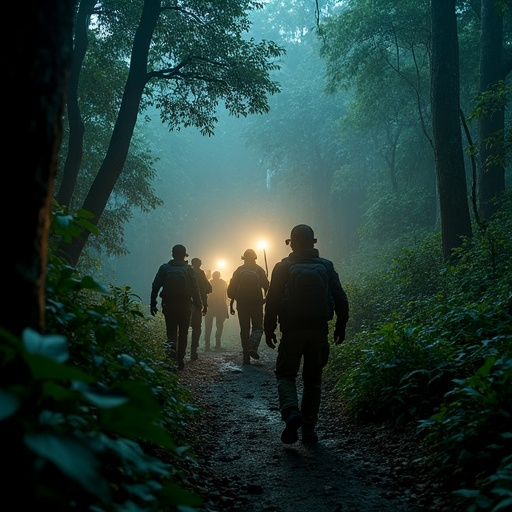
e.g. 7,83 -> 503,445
176,327 -> 458,512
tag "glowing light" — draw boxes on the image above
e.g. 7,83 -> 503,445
257,240 -> 268,250
217,260 -> 226,269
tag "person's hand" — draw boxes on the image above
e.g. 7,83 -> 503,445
265,332 -> 277,349
230,305 -> 235,315
333,328 -> 345,345
150,304 -> 158,316
202,304 -> 208,316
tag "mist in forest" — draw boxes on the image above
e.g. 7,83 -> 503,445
109,110 -> 302,301
107,7 -> 352,303
97,1 -> 509,304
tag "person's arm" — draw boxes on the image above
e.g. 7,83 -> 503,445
205,274 -> 213,295
263,261 -> 287,344
227,270 -> 238,300
187,267 -> 202,309
150,265 -> 164,315
328,262 -> 349,344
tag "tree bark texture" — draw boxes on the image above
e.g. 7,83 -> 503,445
3,1 -> 76,337
56,0 -> 97,210
430,0 -> 472,260
478,0 -> 507,221
60,0 -> 160,266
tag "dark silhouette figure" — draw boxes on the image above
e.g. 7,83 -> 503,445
205,271 -> 229,351
264,225 -> 349,444
150,245 -> 201,370
227,248 -> 269,365
190,257 -> 212,361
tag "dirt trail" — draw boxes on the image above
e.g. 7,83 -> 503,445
179,343 -> 453,512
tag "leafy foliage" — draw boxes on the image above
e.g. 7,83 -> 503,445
0,207 -> 203,510
327,194 -> 512,510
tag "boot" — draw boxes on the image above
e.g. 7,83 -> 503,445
281,409 -> 302,444
165,341 -> 176,360
243,352 -> 250,365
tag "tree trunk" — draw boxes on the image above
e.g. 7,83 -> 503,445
478,0 -> 508,221
56,0 -> 97,209
3,1 -> 76,338
59,0 -> 160,266
430,0 -> 472,260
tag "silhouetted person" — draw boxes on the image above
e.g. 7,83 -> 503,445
227,248 -> 269,365
190,257 -> 212,361
264,225 -> 349,444
150,244 -> 201,370
205,271 -> 229,351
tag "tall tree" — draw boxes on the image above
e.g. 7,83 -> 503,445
56,0 -> 96,209
4,1 -> 76,337
430,0 -> 472,259
58,0 -> 284,266
477,0 -> 512,220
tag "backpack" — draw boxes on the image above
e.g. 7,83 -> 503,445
283,261 -> 333,320
235,268 -> 262,303
162,264 -> 190,301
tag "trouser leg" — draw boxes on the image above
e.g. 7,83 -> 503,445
176,308 -> 191,368
300,332 -> 326,431
163,305 -> 177,360
249,306 -> 264,352
275,332 -> 305,418
215,317 -> 224,347
204,314 -> 213,351
237,307 -> 251,363
190,306 -> 201,359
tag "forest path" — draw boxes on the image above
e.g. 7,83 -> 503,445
178,343 -> 453,512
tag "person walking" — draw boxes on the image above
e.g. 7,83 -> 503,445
190,257 -> 212,361
150,244 -> 201,370
227,248 -> 269,365
264,225 -> 349,444
204,271 -> 229,351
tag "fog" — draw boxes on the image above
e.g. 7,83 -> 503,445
108,110 -> 305,302
97,3 -> 443,304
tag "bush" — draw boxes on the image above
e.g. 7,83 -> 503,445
327,194 -> 512,511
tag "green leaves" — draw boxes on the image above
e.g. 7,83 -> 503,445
25,433 -> 110,502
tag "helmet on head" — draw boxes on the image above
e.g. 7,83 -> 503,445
212,270 -> 221,279
172,244 -> 188,257
241,248 -> 257,260
285,224 -> 317,246
191,257 -> 201,266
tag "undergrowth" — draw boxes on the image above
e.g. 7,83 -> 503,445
327,194 -> 512,511
0,204 -> 204,511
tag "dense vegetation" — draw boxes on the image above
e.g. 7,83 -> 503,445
1,196 -> 509,511
1,205 -> 204,510
3,1 -> 511,512
327,192 -> 512,512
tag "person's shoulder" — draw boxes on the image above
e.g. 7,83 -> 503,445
321,257 -> 337,270
272,259 -> 290,274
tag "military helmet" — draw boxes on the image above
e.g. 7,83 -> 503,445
241,248 -> 257,260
